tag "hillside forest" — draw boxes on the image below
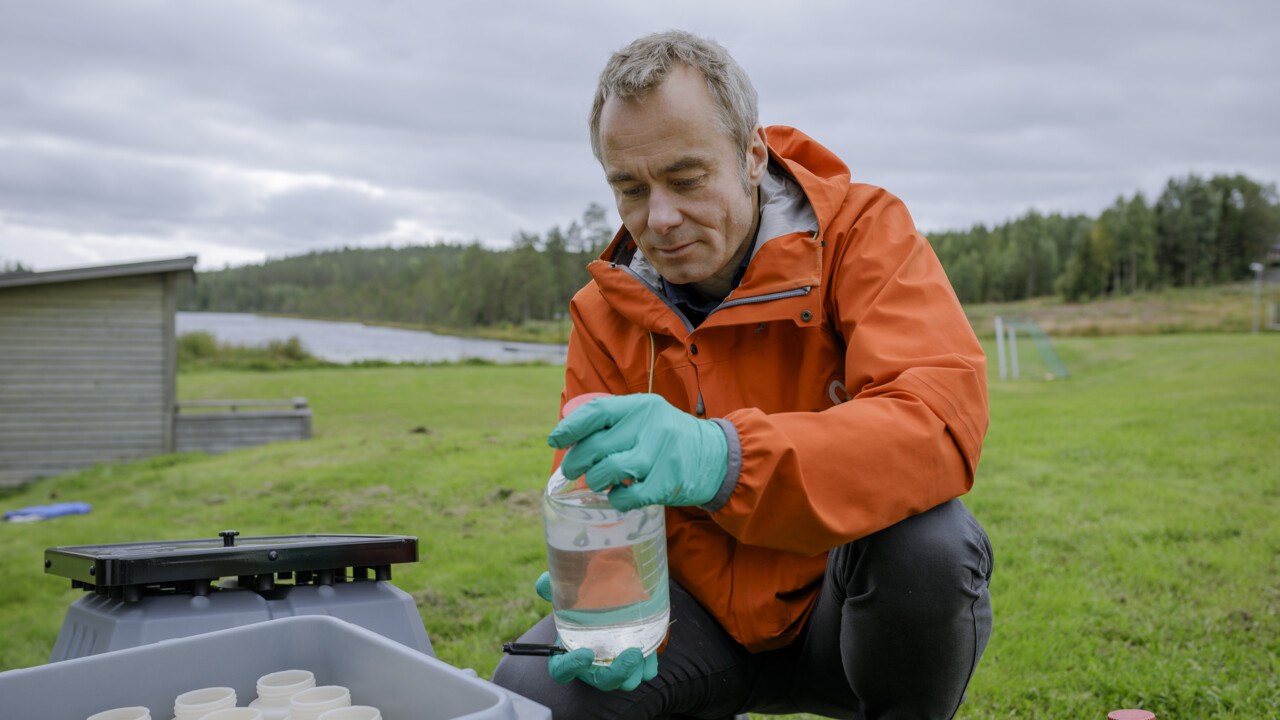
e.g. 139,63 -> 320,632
180,172 -> 1280,329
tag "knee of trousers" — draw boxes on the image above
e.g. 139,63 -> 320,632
490,614 -> 558,699
830,499 -> 993,619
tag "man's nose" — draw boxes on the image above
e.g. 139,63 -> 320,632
647,189 -> 683,235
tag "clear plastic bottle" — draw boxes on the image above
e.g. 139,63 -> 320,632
542,393 -> 670,665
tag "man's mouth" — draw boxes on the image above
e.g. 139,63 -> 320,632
652,240 -> 696,259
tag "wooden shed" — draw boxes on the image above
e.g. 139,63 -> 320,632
0,257 -> 196,486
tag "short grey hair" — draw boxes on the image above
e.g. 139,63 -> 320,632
589,30 -> 759,163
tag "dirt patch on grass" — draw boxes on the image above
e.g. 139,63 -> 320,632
481,487 -> 541,519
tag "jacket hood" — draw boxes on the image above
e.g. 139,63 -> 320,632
760,126 -> 852,234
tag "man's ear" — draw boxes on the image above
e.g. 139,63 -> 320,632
746,125 -> 769,187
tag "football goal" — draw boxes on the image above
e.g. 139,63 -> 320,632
993,316 -> 1069,381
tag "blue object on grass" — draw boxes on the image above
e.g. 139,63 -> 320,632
3,501 -> 92,522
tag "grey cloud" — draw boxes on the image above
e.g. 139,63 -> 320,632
0,142 -> 217,234
248,186 -> 398,245
0,0 -> 1277,269
0,138 -> 408,255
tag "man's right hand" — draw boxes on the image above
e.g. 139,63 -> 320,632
548,393 -> 729,510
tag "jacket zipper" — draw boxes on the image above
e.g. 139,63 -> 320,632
714,285 -> 812,314
614,263 -> 813,327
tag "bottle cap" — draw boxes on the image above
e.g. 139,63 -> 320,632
1108,711 -> 1156,720
554,393 -> 615,493
562,392 -> 612,418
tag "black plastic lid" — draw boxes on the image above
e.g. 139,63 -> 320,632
45,532 -> 418,588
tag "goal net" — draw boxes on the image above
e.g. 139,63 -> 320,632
993,316 -> 1069,381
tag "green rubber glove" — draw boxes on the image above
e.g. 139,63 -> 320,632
549,646 -> 658,692
548,393 -> 728,511
535,569 -> 553,603
533,571 -> 659,691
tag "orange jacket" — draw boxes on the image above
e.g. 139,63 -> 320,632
559,126 -> 988,652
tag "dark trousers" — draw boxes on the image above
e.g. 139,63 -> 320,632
492,499 -> 994,719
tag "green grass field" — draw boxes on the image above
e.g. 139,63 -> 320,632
1,333 -> 1277,718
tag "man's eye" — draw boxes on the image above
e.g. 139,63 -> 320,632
673,176 -> 704,189
620,186 -> 647,198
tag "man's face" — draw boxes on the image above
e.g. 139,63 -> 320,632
598,65 -> 767,299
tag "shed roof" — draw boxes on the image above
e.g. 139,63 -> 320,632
0,256 -> 197,290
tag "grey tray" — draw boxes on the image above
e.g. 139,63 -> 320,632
0,615 -> 549,720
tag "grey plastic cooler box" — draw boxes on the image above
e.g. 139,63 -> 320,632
0,615 -> 550,720
42,532 -> 434,660
52,578 -> 434,660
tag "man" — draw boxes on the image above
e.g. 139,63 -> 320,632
493,30 -> 993,719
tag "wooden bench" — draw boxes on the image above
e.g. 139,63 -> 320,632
174,398 -> 312,454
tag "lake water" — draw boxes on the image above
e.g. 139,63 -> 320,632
176,312 -> 567,365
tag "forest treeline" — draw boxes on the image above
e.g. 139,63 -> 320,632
933,173 -> 1278,302
181,205 -> 614,328
180,172 -> 1279,327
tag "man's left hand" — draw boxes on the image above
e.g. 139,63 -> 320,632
548,393 -> 728,511
549,646 -> 659,692
534,571 -> 659,691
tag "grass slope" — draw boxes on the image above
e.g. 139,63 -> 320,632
1,335 -> 1277,718
966,334 -> 1279,717
964,282 -> 1278,339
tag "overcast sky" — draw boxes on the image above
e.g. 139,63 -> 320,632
2,0 -> 1278,272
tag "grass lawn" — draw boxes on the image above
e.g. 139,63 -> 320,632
1,333 -> 1277,718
